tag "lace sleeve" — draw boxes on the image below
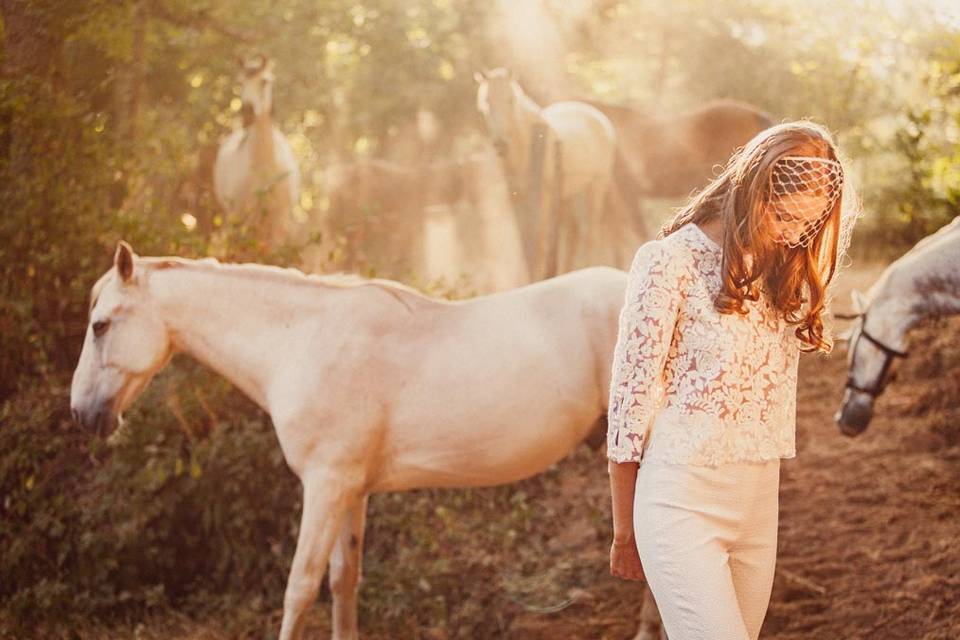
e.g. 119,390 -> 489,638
607,240 -> 687,463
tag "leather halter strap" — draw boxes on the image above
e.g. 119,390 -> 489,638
845,312 -> 909,397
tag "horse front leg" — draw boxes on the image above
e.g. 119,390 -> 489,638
542,185 -> 561,279
562,191 -> 589,272
328,494 -> 369,640
279,471 -> 353,640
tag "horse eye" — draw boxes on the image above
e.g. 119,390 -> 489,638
92,320 -> 110,338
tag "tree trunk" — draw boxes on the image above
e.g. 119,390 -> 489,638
0,0 -> 64,171
113,0 -> 149,146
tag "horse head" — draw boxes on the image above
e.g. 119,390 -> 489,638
475,67 -> 518,158
240,54 -> 275,126
833,289 -> 907,437
70,241 -> 174,437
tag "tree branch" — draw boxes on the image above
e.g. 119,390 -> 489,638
147,1 -> 261,45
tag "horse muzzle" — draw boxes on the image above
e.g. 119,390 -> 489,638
71,403 -> 119,438
834,394 -> 874,437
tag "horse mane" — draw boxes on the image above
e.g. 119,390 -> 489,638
512,83 -> 542,113
478,68 -> 543,116
139,256 -> 436,314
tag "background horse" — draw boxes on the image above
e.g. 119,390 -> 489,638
835,216 -> 960,435
70,241 -> 653,640
213,55 -> 300,250
586,98 -> 774,201
476,68 -> 628,280
324,156 -> 481,277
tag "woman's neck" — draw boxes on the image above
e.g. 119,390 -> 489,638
697,216 -> 724,247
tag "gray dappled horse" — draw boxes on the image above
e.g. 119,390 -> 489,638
835,217 -> 960,435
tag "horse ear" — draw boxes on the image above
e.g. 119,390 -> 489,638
473,70 -> 485,84
851,289 -> 866,315
114,240 -> 135,283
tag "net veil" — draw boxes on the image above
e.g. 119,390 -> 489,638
760,150 -> 865,344
769,155 -> 845,248
769,152 -> 863,283
793,151 -> 864,335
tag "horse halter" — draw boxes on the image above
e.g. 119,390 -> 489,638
844,312 -> 909,398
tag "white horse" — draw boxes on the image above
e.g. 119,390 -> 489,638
70,241 -> 656,639
835,216 -> 960,435
475,68 -> 623,280
213,55 -> 300,251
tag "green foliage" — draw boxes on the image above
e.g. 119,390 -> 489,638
0,358 -> 603,635
0,361 -> 301,627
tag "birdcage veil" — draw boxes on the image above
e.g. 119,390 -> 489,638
817,149 -> 864,333
769,155 -> 845,248
838,157 -> 863,267
767,148 -> 862,271
765,142 -> 864,336
822,149 -> 863,284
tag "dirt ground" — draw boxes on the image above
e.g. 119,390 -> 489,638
480,262 -> 960,640
23,262 -> 960,639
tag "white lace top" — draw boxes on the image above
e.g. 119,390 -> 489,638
606,222 -> 799,466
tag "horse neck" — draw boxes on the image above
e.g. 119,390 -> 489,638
508,88 -> 545,182
249,113 -> 294,221
865,293 -> 921,353
250,113 -> 277,170
867,256 -> 960,350
149,265 -> 322,409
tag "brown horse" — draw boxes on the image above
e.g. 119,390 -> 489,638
586,99 -> 774,201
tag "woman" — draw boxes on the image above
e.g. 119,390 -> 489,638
606,121 -> 861,639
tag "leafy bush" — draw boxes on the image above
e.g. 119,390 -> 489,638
0,361 -> 301,628
1,356 -> 601,637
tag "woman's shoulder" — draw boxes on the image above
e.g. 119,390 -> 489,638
629,228 -> 699,278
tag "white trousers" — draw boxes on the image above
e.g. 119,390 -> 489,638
633,458 -> 781,640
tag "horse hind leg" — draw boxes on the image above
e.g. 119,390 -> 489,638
584,414 -> 607,450
566,191 -> 590,271
279,471 -> 355,640
632,585 -> 666,640
329,494 -> 369,640
588,182 -> 607,266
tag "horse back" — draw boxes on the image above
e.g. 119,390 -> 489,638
541,101 -> 617,190
587,98 -> 772,198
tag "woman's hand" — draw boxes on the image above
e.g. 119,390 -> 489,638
610,536 -> 646,582
608,459 -> 643,581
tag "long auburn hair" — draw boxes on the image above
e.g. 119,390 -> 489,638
661,121 -> 844,353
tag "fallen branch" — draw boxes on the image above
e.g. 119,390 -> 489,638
780,568 -> 827,595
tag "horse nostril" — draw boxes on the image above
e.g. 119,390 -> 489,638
71,408 -> 81,426
834,403 -> 872,437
